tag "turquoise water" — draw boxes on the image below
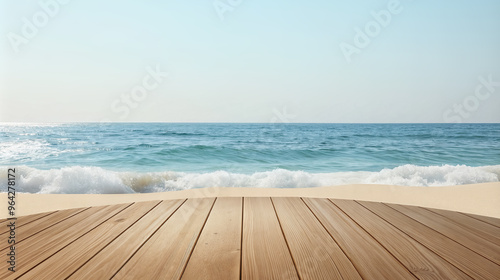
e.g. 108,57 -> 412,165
1,123 -> 499,193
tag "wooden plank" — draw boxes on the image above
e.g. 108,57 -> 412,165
182,197 -> 242,280
0,208 -> 88,250
0,211 -> 57,235
426,207 -> 500,245
19,201 -> 161,280
303,198 -> 416,279
463,212 -> 500,228
113,198 -> 215,279
388,203 -> 500,265
0,203 -> 129,279
68,199 -> 185,279
272,197 -> 361,280
241,197 -> 298,280
359,201 -> 500,279
4,197 -> 497,279
332,199 -> 472,279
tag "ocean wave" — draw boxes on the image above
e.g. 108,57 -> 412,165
0,164 -> 498,194
0,140 -> 60,162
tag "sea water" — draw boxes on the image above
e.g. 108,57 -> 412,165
0,123 -> 499,193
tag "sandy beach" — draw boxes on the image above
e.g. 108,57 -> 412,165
2,182 -> 499,219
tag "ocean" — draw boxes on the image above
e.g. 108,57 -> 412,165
0,123 -> 499,194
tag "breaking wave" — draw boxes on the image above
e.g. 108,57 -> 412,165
0,164 -> 499,194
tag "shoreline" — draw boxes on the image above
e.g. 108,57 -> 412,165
1,182 -> 499,219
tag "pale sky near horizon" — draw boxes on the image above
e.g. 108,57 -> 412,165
1,0 -> 499,123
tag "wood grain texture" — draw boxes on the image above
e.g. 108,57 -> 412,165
182,197 -> 242,280
388,203 -> 500,265
0,211 -> 57,235
2,197 -> 498,279
0,203 -> 129,279
0,208 -> 87,251
113,198 -> 215,280
463,212 -> 500,228
359,201 -> 500,279
241,197 -> 299,280
332,199 -> 473,280
69,199 -> 185,280
20,201 -> 161,280
272,197 -> 362,280
426,207 -> 500,245
303,198 -> 416,279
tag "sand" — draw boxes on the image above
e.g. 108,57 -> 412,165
1,182 -> 499,219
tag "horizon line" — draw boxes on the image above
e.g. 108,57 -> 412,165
1,121 -> 499,125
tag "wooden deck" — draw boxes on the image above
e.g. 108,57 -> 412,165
2,197 -> 499,279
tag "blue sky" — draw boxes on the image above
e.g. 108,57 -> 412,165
1,0 -> 499,123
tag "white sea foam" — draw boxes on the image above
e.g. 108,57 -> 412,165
0,164 -> 498,194
0,140 -> 59,162
0,140 -> 85,163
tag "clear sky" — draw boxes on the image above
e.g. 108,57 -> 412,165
1,0 -> 499,123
